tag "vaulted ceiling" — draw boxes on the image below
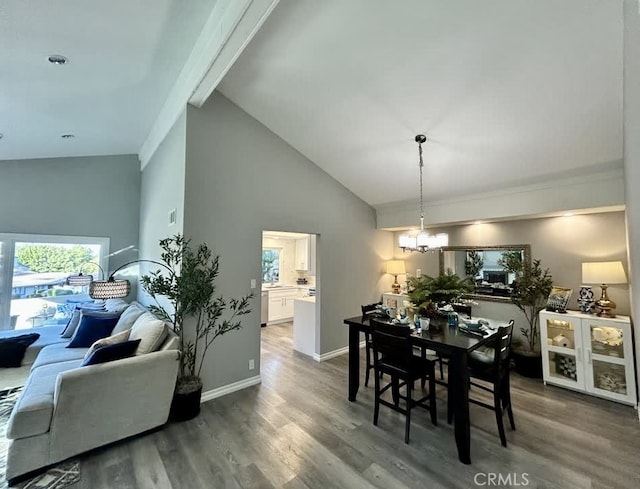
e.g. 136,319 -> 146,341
0,0 -> 623,210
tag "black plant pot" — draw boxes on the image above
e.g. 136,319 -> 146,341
511,350 -> 543,378
169,385 -> 203,421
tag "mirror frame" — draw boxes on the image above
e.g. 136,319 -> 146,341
439,244 -> 531,303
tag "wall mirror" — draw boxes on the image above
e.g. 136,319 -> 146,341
439,245 -> 531,302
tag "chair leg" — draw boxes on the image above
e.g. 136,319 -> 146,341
405,380 -> 412,444
373,369 -> 380,426
364,344 -> 371,387
392,376 -> 400,406
421,347 -> 427,389
438,353 -> 445,380
503,377 -> 516,430
429,367 -> 438,426
494,385 -> 507,447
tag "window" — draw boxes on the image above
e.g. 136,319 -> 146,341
262,248 -> 281,284
0,234 -> 109,330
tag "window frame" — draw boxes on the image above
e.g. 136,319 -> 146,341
0,233 -> 110,328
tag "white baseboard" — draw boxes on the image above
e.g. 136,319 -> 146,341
312,340 -> 366,362
200,375 -> 262,403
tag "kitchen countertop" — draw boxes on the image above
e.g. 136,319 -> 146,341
295,296 -> 316,303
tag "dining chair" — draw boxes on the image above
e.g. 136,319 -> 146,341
449,320 -> 515,447
361,302 -> 381,387
370,318 -> 437,443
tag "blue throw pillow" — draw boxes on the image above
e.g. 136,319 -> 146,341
81,339 -> 141,366
67,315 -> 119,348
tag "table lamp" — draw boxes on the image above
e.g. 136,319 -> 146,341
386,260 -> 406,294
581,261 -> 627,318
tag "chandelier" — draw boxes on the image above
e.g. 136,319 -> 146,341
398,134 -> 448,253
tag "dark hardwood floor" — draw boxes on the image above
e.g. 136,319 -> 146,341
74,322 -> 640,488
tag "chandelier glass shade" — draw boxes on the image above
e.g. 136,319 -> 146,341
398,134 -> 448,253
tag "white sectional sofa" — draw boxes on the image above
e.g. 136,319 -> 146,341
2,300 -> 180,484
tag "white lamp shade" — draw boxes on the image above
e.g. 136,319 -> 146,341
416,231 -> 430,248
582,261 -> 627,285
386,260 -> 406,275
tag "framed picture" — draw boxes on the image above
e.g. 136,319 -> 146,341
546,286 -> 573,313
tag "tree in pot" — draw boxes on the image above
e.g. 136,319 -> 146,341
499,256 -> 553,377
140,234 -> 252,421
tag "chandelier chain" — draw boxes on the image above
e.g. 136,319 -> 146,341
418,139 -> 424,229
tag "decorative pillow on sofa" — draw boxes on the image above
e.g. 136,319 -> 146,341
67,315 -> 119,348
0,333 -> 40,367
129,312 -> 167,355
83,329 -> 131,361
104,298 -> 129,313
111,304 -> 146,335
81,339 -> 141,366
61,309 -> 122,339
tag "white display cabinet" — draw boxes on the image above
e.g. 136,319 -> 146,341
540,310 -> 636,406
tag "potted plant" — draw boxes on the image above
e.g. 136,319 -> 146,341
500,256 -> 553,377
140,234 -> 253,421
407,271 -> 474,325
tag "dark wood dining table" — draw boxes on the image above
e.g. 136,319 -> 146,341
343,314 -> 501,464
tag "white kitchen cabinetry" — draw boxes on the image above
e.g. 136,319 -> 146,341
267,288 -> 298,323
295,237 -> 309,271
540,310 -> 636,405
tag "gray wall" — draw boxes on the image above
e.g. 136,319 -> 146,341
393,212 -> 630,344
184,92 -> 393,392
0,154 -> 140,271
623,0 -> 640,386
138,110 -> 186,307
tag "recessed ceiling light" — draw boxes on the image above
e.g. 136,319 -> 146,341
61,134 -> 75,139
563,213 -> 574,217
474,221 -> 483,225
48,55 -> 68,65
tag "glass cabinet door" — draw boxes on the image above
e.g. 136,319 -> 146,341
541,314 -> 585,390
584,319 -> 633,402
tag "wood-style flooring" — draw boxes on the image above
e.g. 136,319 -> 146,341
73,322 -> 640,489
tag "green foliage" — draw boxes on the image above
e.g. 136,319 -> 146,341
507,258 -> 553,353
497,251 -> 524,278
140,235 -> 253,390
407,271 -> 474,312
16,244 -> 95,273
464,250 -> 483,278
262,249 -> 279,283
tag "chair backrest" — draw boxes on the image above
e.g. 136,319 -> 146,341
361,302 -> 381,319
370,318 -> 413,373
492,320 -> 514,378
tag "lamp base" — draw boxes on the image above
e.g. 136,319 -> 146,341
392,275 -> 401,294
595,285 -> 616,318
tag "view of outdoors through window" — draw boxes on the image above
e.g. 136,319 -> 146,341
10,242 -> 103,330
262,248 -> 281,284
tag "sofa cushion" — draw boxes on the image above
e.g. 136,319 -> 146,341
0,334 -> 40,367
31,343 -> 89,370
0,326 -> 67,367
67,315 -> 118,348
82,339 -> 141,366
111,303 -> 146,335
129,313 -> 167,355
6,359 -> 82,439
83,329 -> 131,361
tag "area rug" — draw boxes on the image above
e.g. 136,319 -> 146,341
0,388 -> 80,489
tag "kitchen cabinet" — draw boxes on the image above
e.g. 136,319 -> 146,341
540,310 -> 636,405
295,237 -> 309,271
267,288 -> 298,323
293,296 -> 316,357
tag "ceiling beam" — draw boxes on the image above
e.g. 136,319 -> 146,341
139,0 -> 280,169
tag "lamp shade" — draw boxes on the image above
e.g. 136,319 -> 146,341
386,260 -> 406,275
582,261 -> 627,285
89,279 -> 131,299
66,273 -> 93,286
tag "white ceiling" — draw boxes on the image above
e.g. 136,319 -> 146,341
0,0 -> 216,161
218,0 -> 623,206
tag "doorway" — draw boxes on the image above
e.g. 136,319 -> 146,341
260,230 -> 319,359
